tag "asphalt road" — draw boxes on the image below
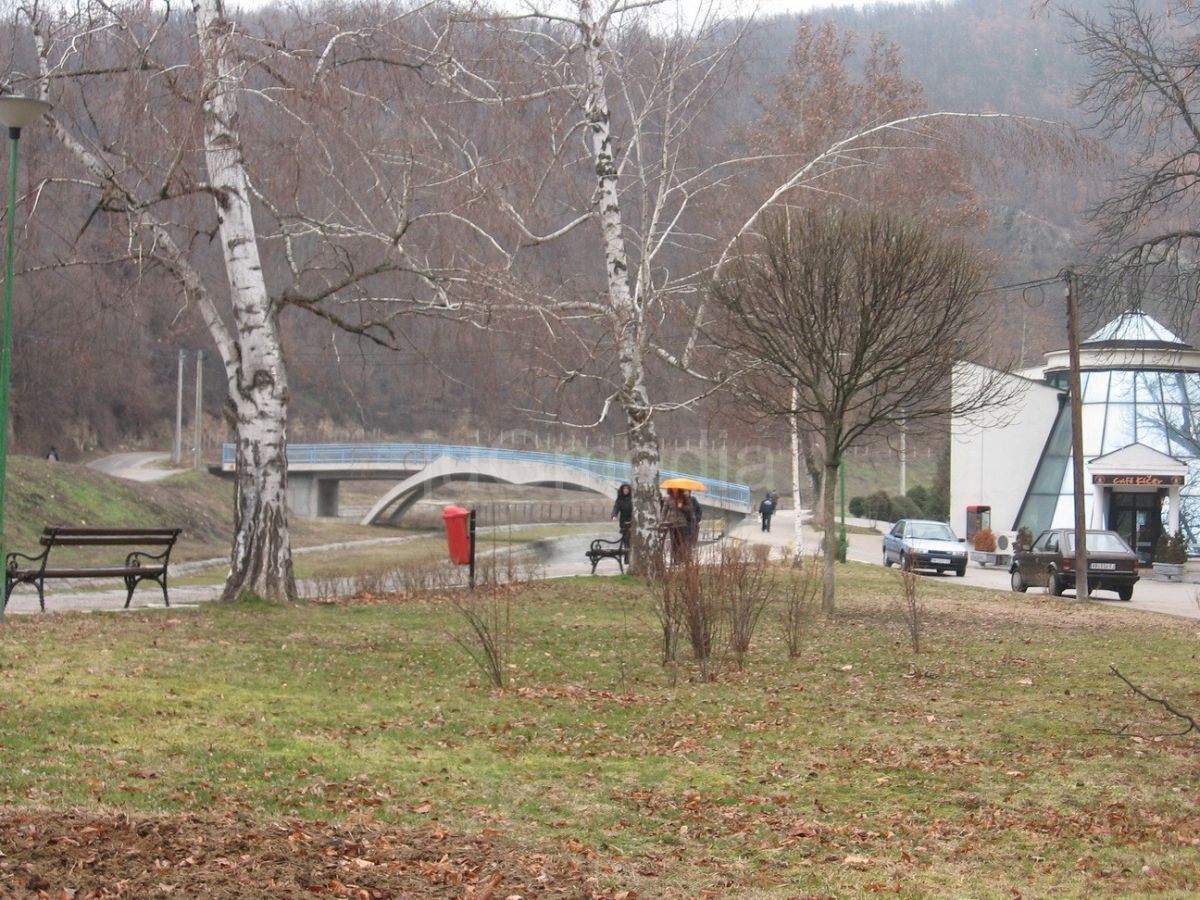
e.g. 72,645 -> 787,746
728,510 -> 1200,622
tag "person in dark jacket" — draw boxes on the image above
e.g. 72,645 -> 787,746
759,492 -> 776,532
688,490 -> 703,544
660,488 -> 694,562
611,482 -> 633,549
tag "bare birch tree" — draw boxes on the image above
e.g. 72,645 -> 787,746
12,0 -> 496,601
437,0 -> 755,573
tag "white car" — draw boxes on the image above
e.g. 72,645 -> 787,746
882,518 -> 968,576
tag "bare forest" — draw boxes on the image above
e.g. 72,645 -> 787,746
0,0 -> 1127,461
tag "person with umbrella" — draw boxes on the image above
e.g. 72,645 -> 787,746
660,478 -> 706,562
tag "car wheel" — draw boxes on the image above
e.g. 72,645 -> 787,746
1117,585 -> 1134,602
1048,568 -> 1066,596
883,549 -> 892,568
955,565 -> 966,577
1010,567 -> 1027,593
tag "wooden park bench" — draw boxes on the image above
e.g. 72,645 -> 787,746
585,537 -> 628,575
4,526 -> 182,612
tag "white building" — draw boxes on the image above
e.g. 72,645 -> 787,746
951,311 -> 1199,561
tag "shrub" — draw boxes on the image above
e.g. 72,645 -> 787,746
887,495 -> 922,521
862,491 -> 891,521
973,528 -> 997,552
906,484 -> 930,514
848,496 -> 866,517
1156,530 -> 1188,564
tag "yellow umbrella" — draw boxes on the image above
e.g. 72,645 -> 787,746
661,477 -> 707,491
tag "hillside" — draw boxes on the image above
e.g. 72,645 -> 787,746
2,457 -> 390,565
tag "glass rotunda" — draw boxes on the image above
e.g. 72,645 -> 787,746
1015,311 -> 1200,561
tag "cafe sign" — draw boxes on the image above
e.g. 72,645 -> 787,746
1093,473 -> 1185,486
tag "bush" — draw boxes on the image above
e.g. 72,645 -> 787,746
887,495 -> 922,521
848,496 -> 866,517
862,491 -> 892,521
972,528 -> 997,552
906,484 -> 930,514
1155,530 -> 1188,564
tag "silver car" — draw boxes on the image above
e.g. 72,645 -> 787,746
882,518 -> 968,576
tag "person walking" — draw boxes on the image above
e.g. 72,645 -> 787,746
759,491 -> 776,532
611,482 -> 633,551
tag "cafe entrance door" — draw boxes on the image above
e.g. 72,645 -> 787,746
1108,490 -> 1162,565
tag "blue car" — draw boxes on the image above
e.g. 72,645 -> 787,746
882,518 -> 968,576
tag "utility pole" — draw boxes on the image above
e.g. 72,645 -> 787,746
192,350 -> 203,472
899,413 -> 907,497
790,383 -> 804,561
173,349 -> 184,466
1065,270 -> 1089,600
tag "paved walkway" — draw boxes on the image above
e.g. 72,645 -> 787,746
7,510 -> 1198,621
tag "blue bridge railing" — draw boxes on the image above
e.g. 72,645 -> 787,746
222,442 -> 751,510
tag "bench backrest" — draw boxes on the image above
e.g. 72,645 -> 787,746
40,527 -> 181,547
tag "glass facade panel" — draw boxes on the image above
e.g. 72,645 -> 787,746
1109,370 -> 1136,403
1137,404 -> 1173,454
1185,373 -> 1200,406
1102,403 -> 1137,453
1162,372 -> 1188,403
1083,370 -> 1109,402
1135,371 -> 1163,403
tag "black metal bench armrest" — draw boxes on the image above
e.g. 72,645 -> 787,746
7,549 -> 49,570
126,547 -> 172,567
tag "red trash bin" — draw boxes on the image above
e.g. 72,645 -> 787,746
442,506 -> 473,565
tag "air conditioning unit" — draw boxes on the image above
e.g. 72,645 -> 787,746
993,531 -> 1017,564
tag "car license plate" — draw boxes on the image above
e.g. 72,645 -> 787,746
931,557 -> 951,564
1090,562 -> 1116,570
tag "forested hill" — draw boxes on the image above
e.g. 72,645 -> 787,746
776,0 -> 1093,122
11,0 -> 1143,457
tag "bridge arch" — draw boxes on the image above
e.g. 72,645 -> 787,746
361,455 -> 622,526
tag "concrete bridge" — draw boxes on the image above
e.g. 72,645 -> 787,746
220,443 -> 753,526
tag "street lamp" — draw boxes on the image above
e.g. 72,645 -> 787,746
0,96 -> 51,622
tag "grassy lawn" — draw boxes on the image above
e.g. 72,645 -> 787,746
0,564 -> 1196,896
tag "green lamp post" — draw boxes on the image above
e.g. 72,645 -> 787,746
838,456 -> 848,563
0,96 -> 51,622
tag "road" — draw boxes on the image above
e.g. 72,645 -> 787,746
727,510 -> 1200,621
16,456 -> 1200,621
86,451 -> 186,482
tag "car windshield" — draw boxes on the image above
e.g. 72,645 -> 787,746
908,522 -> 956,541
1064,532 -> 1132,554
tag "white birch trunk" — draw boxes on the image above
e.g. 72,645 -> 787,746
579,2 -> 661,574
194,0 -> 296,602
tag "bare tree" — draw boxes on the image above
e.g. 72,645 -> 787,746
437,0 -> 756,574
707,207 -> 1017,613
1067,0 -> 1200,308
11,1 -> 497,601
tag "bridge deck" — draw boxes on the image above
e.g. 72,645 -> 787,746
222,442 -> 752,511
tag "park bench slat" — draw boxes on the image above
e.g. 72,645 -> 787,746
40,536 -> 176,547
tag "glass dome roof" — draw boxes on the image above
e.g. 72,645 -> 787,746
1083,311 -> 1191,348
